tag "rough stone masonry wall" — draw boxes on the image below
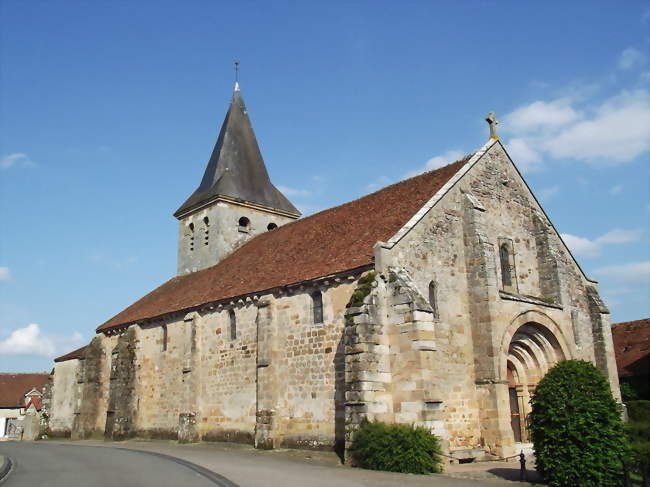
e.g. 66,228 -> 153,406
101,279 -> 356,449
48,359 -> 81,437
133,315 -> 186,439
272,281 -> 354,451
177,201 -> 296,275
105,327 -> 138,440
71,334 -> 117,439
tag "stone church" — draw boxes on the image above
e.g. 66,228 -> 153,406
48,83 -> 620,460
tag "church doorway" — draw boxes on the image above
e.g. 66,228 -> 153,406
505,322 -> 566,443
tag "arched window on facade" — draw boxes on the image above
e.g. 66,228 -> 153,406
311,291 -> 323,324
238,217 -> 250,233
229,309 -> 237,340
161,325 -> 168,352
428,281 -> 438,319
203,216 -> 210,246
187,223 -> 195,252
267,223 -> 278,231
500,242 -> 513,290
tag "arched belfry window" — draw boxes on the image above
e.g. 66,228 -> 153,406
187,223 -> 195,252
428,281 -> 438,319
499,239 -> 517,292
203,216 -> 210,246
238,217 -> 250,233
267,223 -> 278,231
229,309 -> 237,340
311,291 -> 323,324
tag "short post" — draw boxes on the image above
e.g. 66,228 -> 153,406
519,451 -> 526,482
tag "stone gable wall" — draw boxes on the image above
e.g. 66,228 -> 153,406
373,142 -> 619,456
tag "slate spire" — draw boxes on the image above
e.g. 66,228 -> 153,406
174,85 -> 300,218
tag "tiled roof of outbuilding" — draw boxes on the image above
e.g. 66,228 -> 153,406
612,318 -> 650,377
0,373 -> 49,408
54,345 -> 88,363
97,155 -> 472,332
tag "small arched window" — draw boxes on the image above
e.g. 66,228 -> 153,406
238,217 -> 250,233
203,216 -> 210,246
187,223 -> 195,252
500,243 -> 513,289
267,223 -> 278,231
229,309 -> 237,340
428,281 -> 438,319
311,291 -> 323,324
161,325 -> 168,352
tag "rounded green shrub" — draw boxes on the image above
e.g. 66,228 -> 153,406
350,420 -> 443,474
529,360 -> 626,487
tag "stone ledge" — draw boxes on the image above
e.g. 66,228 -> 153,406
499,290 -> 562,310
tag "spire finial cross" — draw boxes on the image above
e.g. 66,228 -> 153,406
486,111 -> 499,140
234,60 -> 240,91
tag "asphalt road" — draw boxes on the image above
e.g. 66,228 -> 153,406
0,442 -> 238,487
0,440 -> 534,487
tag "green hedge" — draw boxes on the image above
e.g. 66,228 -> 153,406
350,420 -> 443,474
529,360 -> 626,487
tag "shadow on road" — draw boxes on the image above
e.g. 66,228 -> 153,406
487,467 -> 542,483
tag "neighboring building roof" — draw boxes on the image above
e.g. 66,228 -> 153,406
98,155 -> 471,332
0,373 -> 49,408
612,318 -> 650,377
174,85 -> 300,218
25,397 -> 43,411
54,345 -> 88,363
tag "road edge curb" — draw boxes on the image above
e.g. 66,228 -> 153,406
0,454 -> 13,485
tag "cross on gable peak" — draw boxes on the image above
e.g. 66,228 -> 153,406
485,111 -> 499,140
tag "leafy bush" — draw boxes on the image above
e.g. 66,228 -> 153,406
529,360 -> 626,487
350,420 -> 443,474
347,272 -> 376,308
627,400 -> 650,422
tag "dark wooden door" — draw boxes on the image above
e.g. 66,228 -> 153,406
509,387 -> 522,443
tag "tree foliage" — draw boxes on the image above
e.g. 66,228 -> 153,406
529,360 -> 626,487
625,400 -> 650,484
350,420 -> 443,474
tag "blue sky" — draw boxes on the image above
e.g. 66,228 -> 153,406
1,1 -> 649,372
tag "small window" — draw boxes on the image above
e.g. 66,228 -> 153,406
499,239 -> 518,292
187,223 -> 195,252
500,244 -> 512,288
311,291 -> 323,324
161,325 -> 168,352
229,309 -> 237,340
203,216 -> 210,246
428,281 -> 438,319
267,223 -> 278,231
238,217 -> 250,233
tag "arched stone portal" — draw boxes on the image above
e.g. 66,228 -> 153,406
505,322 -> 567,443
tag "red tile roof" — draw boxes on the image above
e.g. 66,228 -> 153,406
612,318 -> 650,377
0,373 -> 49,408
97,156 -> 471,332
25,396 -> 43,411
54,345 -> 87,363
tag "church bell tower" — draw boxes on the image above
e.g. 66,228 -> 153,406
174,83 -> 300,275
